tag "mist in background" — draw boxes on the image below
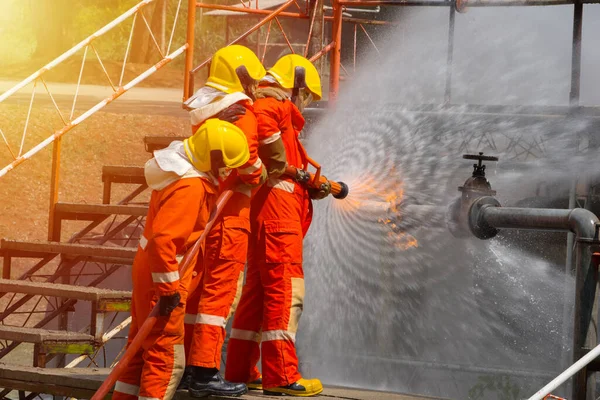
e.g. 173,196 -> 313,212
299,6 -> 600,399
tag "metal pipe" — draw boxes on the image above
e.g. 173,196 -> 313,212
274,17 -> 295,53
560,180 -> 577,390
480,207 -> 599,239
47,138 -> 62,241
444,4 -> 455,104
191,0 -> 296,74
569,0 -> 583,106
327,16 -> 395,25
309,41 -> 335,62
337,0 -> 599,5
195,3 -> 394,25
344,5 -> 381,11
329,0 -> 343,104
571,234 -> 592,400
184,0 -> 197,101
323,4 -> 382,11
196,2 -> 308,17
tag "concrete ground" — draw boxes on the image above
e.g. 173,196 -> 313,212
175,387 -> 442,400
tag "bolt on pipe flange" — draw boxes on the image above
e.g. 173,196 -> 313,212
469,196 -> 501,240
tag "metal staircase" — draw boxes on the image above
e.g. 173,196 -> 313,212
0,157 -> 156,397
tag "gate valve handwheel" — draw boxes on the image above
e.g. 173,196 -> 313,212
463,152 -> 499,178
458,152 -> 498,196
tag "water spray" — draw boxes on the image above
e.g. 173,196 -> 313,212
285,156 -> 349,200
445,152 -> 600,400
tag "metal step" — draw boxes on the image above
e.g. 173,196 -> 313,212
0,279 -> 130,303
0,326 -> 96,366
0,240 -> 136,263
143,135 -> 186,153
101,165 -> 148,204
0,326 -> 94,345
0,364 -> 109,399
55,202 -> 148,220
102,165 -> 146,185
0,364 -> 434,400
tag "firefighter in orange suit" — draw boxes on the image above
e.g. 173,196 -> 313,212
178,45 -> 284,398
112,119 -> 251,400
224,55 -> 330,397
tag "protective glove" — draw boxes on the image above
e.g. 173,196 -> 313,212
158,292 -> 181,317
308,181 -> 332,200
216,104 -> 247,123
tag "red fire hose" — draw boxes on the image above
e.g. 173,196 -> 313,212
91,190 -> 233,400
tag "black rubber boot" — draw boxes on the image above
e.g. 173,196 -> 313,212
176,367 -> 192,392
188,367 -> 248,398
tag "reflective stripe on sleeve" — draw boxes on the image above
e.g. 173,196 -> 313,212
151,271 -> 180,284
234,186 -> 252,197
267,178 -> 295,193
139,235 -> 148,250
259,132 -> 281,146
238,158 -> 263,175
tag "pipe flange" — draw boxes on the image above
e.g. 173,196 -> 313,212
469,196 -> 501,240
446,197 -> 470,238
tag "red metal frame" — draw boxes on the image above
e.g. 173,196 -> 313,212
182,0 -> 600,106
183,0 -> 396,103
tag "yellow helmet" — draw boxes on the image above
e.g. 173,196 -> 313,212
206,45 -> 266,94
183,119 -> 250,172
267,54 -> 322,101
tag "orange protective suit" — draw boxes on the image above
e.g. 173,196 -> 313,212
114,175 -> 217,400
185,100 -> 264,370
225,96 -> 313,389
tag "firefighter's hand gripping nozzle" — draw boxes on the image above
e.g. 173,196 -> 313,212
285,165 -> 349,200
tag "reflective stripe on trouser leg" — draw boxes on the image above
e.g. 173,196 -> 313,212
139,337 -> 185,400
261,262 -> 304,389
184,277 -> 202,359
184,255 -> 205,360
113,380 -> 141,400
113,302 -> 144,400
225,261 -> 264,384
188,261 -> 245,369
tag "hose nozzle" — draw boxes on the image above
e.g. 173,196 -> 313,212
331,181 -> 349,199
284,165 -> 349,200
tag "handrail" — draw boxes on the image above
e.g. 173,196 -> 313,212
0,45 -> 186,179
528,342 -> 600,400
0,0 -> 153,105
0,0 -> 186,179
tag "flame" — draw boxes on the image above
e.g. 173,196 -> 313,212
332,170 -> 418,250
